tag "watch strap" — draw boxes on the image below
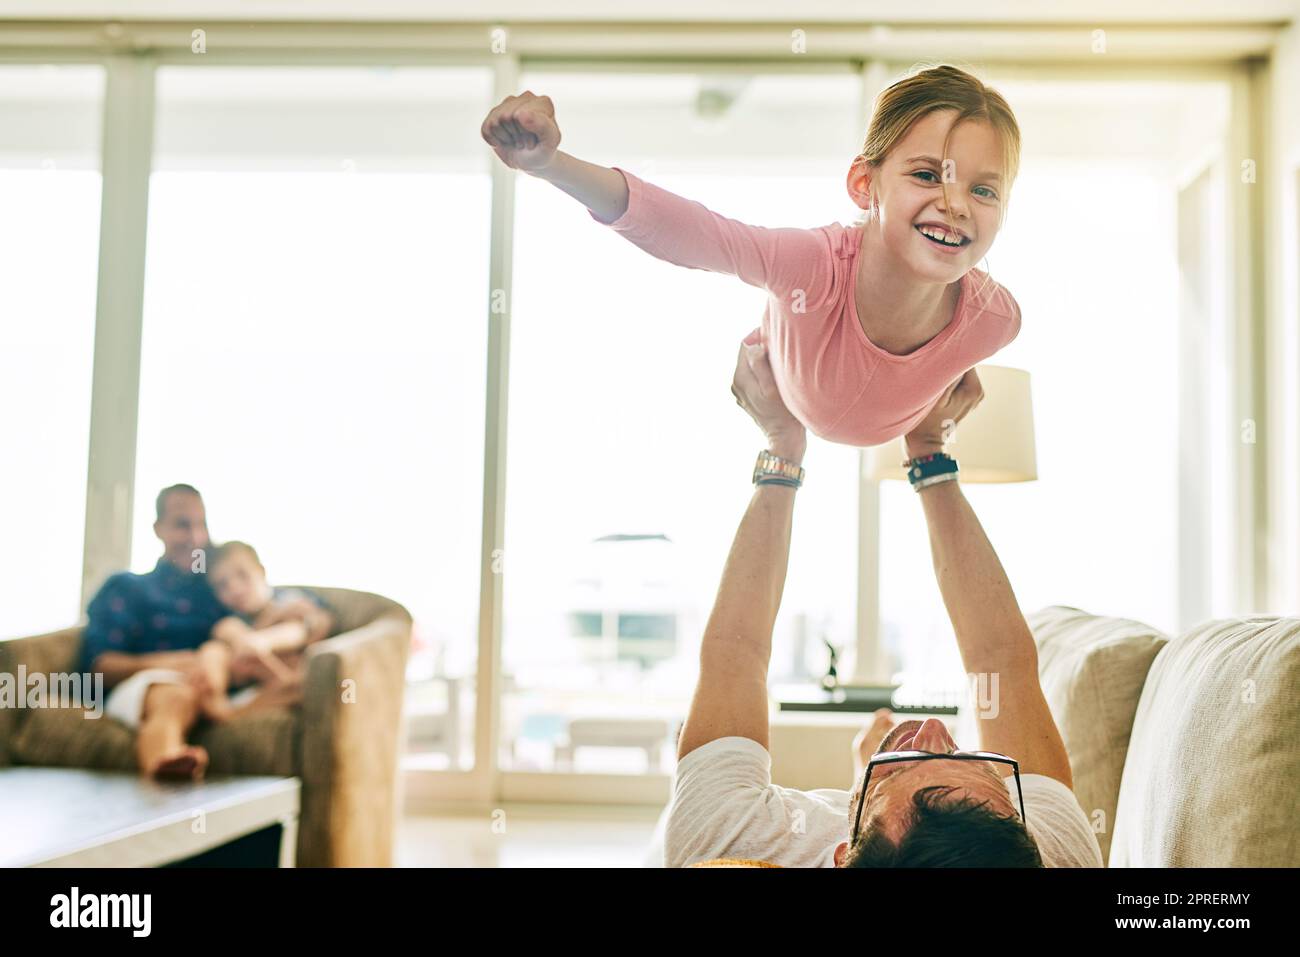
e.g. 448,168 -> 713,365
753,449 -> 805,487
907,451 -> 958,488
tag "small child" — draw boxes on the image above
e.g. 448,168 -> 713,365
480,64 -> 1023,448
194,540 -> 335,722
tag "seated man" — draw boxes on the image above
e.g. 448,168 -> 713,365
663,342 -> 1103,867
195,540 -> 335,722
80,484 -> 228,779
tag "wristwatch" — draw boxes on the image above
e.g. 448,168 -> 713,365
753,449 -> 805,488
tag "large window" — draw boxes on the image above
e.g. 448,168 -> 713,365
131,66 -> 492,768
0,65 -> 103,638
0,42 -> 1259,802
502,71 -> 864,774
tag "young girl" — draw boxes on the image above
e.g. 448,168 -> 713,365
479,64 -> 1022,448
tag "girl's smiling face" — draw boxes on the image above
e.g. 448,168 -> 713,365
849,108 -> 1007,283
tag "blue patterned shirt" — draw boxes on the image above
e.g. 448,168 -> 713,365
79,558 -> 230,675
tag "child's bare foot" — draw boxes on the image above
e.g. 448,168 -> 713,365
149,745 -> 209,781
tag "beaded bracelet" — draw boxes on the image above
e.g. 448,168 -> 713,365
905,452 -> 949,466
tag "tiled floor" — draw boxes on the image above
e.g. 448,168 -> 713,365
396,807 -> 664,868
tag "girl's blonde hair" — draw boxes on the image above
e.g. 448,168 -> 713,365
857,63 -> 1021,267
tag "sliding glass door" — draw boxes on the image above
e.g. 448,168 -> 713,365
0,65 -> 103,638
501,69 -> 864,776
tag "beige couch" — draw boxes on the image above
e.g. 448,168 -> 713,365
1028,605 -> 1299,866
0,586 -> 411,868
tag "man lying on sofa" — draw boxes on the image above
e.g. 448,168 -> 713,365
664,342 -> 1102,868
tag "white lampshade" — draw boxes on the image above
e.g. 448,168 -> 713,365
862,365 -> 1037,483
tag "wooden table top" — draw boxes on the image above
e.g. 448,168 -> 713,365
0,766 -> 300,867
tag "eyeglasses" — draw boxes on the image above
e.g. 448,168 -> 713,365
850,750 -> 1026,845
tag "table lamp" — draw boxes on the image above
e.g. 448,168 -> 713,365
863,364 -> 1038,483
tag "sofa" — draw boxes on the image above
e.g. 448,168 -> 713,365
0,586 -> 411,868
1027,605 -> 1299,866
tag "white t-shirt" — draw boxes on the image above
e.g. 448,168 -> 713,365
664,736 -> 1103,868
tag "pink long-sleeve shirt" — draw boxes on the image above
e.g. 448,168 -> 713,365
591,167 -> 1022,447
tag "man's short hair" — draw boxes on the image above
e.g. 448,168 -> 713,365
209,540 -> 261,572
155,483 -> 203,522
844,785 -> 1044,867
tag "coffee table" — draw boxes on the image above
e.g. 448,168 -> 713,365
0,767 -> 300,867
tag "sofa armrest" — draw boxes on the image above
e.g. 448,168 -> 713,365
296,614 -> 411,867
0,627 -> 84,768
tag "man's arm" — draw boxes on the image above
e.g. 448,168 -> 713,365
249,621 -> 311,654
677,468 -> 801,760
906,373 -> 1073,787
677,343 -> 806,760
92,651 -> 200,689
209,616 -> 299,684
253,598 -> 335,644
214,614 -> 309,656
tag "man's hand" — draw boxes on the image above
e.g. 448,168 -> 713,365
254,599 -> 334,644
480,91 -> 561,172
231,645 -> 296,685
166,651 -> 199,674
252,599 -> 312,629
904,367 -> 985,459
184,664 -> 215,698
732,339 -> 806,461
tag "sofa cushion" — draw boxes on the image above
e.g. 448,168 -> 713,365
10,703 -> 300,778
1026,605 -> 1169,866
10,705 -> 136,771
1110,615 -> 1300,866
